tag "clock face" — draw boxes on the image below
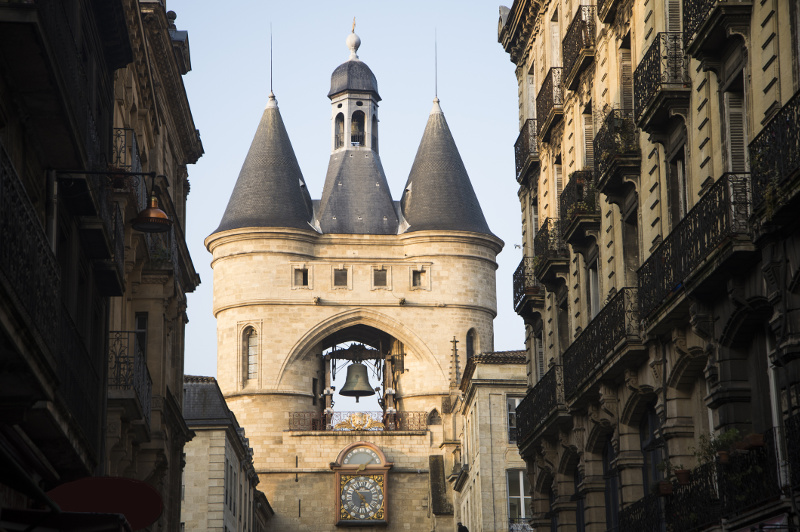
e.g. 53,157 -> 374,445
342,447 -> 381,465
340,475 -> 385,521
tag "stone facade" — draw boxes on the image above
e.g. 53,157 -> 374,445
500,0 -> 800,530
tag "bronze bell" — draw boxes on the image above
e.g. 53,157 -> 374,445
339,362 -> 375,403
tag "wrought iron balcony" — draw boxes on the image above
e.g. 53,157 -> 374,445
515,365 -> 562,446
509,518 -> 534,532
288,411 -> 427,431
786,412 -> 800,490
617,493 -> 664,532
513,257 -> 545,321
664,462 -> 722,531
597,0 -> 622,23
111,128 -> 143,173
718,430 -> 782,518
94,203 -> 126,297
536,68 -> 564,142
147,225 -> 184,294
638,173 -> 752,321
633,33 -> 690,130
533,218 -> 569,287
683,0 -> 752,60
563,288 -> 641,399
514,119 -> 539,183
594,109 -> 641,205
108,331 -> 153,428
749,89 -> 800,219
560,170 -> 600,250
562,6 -> 597,90
351,131 -> 365,146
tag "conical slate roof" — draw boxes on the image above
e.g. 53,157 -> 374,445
400,100 -> 494,235
317,150 -> 398,234
213,94 -> 313,234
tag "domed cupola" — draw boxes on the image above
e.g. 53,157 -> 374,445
327,31 -> 380,101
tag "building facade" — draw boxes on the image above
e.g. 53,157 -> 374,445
499,0 -> 800,530
0,1 -> 201,529
205,31 -> 503,531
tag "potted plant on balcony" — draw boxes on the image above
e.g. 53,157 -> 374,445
692,428 -> 741,465
658,459 -> 690,485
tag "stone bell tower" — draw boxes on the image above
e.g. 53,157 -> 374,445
206,29 -> 503,531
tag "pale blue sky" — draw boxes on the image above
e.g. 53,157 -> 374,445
172,1 -> 526,385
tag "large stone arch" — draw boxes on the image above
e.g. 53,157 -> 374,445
276,308 -> 445,389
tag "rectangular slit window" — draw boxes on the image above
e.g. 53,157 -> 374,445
334,268 -> 348,287
294,268 -> 309,287
412,270 -> 425,287
374,269 -> 387,287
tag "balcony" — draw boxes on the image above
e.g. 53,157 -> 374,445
785,412 -> 800,490
562,6 -> 596,90
633,33 -> 690,131
749,89 -> 800,223
638,173 -> 753,322
563,288 -> 643,400
683,0 -> 752,66
509,518 -> 534,532
594,109 -> 641,205
533,218 -> 569,288
560,170 -> 600,252
664,462 -> 722,531
288,411 -> 427,431
515,366 -> 565,450
513,257 -> 545,323
597,0 -> 623,24
147,225 -> 184,294
536,68 -> 564,142
514,119 -> 539,184
108,331 -> 153,430
717,430 -> 782,518
617,493 -> 664,532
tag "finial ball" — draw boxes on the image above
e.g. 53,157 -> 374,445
346,32 -> 361,55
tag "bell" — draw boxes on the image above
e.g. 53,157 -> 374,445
339,362 -> 375,403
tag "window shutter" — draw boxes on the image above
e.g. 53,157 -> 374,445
667,0 -> 681,32
555,165 -> 564,218
620,48 -> 634,110
551,19 -> 560,67
725,92 -> 747,172
583,114 -> 595,169
536,337 -> 545,379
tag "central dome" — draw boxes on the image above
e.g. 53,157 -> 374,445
327,31 -> 381,101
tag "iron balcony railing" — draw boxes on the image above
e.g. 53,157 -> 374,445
108,331 -> 153,427
786,412 -> 800,490
683,0 -> 717,48
749,89 -> 800,211
638,173 -> 751,319
533,218 -> 568,270
617,493 -> 664,532
0,142 -> 61,354
633,32 -> 688,124
514,119 -> 539,180
111,128 -> 143,173
513,257 -> 544,311
536,68 -> 564,137
563,288 -> 639,398
288,411 -> 427,431
664,461 -> 721,532
562,6 -> 596,85
515,366 -> 558,444
595,109 -> 640,181
351,132 -> 365,146
560,170 -> 598,236
147,225 -> 183,294
718,429 -> 782,518
509,518 -> 534,532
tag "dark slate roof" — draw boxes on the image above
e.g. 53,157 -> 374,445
183,375 -> 238,426
400,100 -> 494,236
212,94 -> 313,234
328,60 -> 380,101
317,149 -> 399,234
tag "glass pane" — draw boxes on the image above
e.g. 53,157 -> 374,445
508,471 -> 521,497
374,269 -> 387,286
509,499 -> 522,519
334,269 -> 347,286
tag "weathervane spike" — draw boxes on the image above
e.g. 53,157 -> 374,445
270,23 -> 273,93
435,29 -> 438,99
352,16 -> 356,33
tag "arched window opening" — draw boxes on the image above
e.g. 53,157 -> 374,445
639,403 -> 664,495
244,327 -> 258,383
427,409 -> 441,425
371,115 -> 378,153
602,436 -> 620,530
334,113 -> 345,150
466,329 -> 477,359
351,110 -> 365,146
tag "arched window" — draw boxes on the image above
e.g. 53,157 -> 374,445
427,409 -> 441,425
639,403 -> 664,494
334,113 -> 344,149
371,115 -> 378,153
243,327 -> 258,383
351,110 -> 365,146
602,436 -> 620,530
466,329 -> 477,358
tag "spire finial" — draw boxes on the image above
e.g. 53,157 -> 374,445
435,28 -> 438,99
346,20 -> 361,60
270,22 -> 273,94
352,16 -> 356,33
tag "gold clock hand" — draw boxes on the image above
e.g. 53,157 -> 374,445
356,490 -> 366,503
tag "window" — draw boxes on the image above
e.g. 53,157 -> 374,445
507,397 -> 522,443
507,470 -> 532,522
412,269 -> 426,288
554,164 -> 564,218
668,146 -> 688,228
619,46 -> 633,111
548,484 -> 558,532
333,268 -> 348,287
534,331 -> 545,381
373,268 -> 387,287
573,470 -> 586,531
294,267 -> 309,287
135,312 -> 148,358
666,0 -> 681,32
723,90 -> 748,172
602,436 -> 620,530
639,403 -> 664,495
312,377 -> 318,406
351,110 -> 365,145
466,329 -> 477,358
371,115 -> 378,153
583,113 -> 594,170
244,328 -> 258,382
335,113 -> 345,149
587,257 -> 600,319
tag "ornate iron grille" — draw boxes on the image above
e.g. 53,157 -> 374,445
597,0 -> 610,19
0,142 -> 61,354
111,129 -> 147,213
536,68 -> 564,137
562,6 -> 596,81
786,412 -> 800,489
108,331 -> 153,427
514,119 -> 539,180
288,411 -> 427,431
683,0 -> 717,48
718,429 -> 782,518
563,288 -> 639,398
513,258 -> 544,310
514,366 -> 558,444
509,518 -> 534,531
351,132 -> 365,146
595,109 -> 640,180
533,218 -> 567,268
560,171 -> 598,235
664,462 -> 721,531
749,89 -> 800,210
618,493 -> 665,532
633,33 -> 688,123
637,173 -> 751,319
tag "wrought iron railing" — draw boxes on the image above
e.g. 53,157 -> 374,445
638,173 -> 751,319
515,119 -> 539,180
560,171 -> 598,236
595,109 -> 640,180
617,493 -> 664,532
513,257 -> 544,311
111,128 -> 142,173
683,0 -> 719,49
288,411 -> 427,431
509,518 -> 534,532
536,68 -> 564,137
515,366 -> 558,444
0,142 -> 61,354
664,462 -> 721,532
563,6 -> 596,82
718,429 -> 782,518
533,218 -> 567,270
786,412 -> 800,490
597,0 -> 610,19
108,331 -> 153,427
633,32 -> 688,123
563,288 -> 639,398
351,132 -> 365,146
749,89 -> 800,211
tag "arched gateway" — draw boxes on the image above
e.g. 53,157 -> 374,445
205,30 -> 502,531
